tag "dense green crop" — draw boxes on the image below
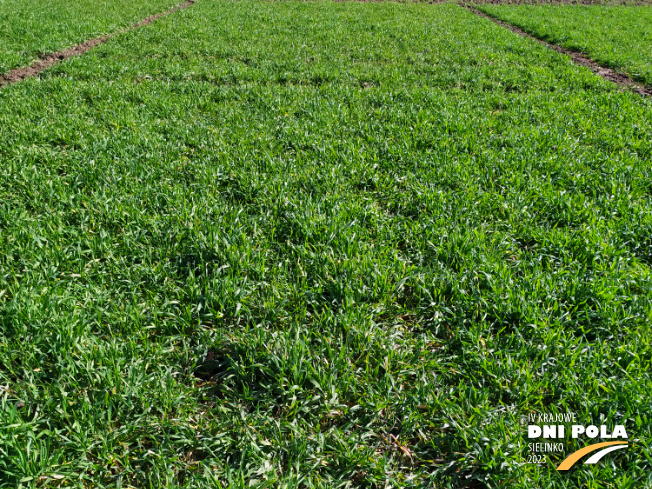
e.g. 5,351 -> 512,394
0,1 -> 651,487
477,5 -> 652,87
0,0 -> 183,74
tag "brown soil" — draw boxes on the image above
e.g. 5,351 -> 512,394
0,1 -> 194,88
465,6 -> 652,97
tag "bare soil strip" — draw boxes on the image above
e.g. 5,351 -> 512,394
465,5 -> 652,97
0,0 -> 194,88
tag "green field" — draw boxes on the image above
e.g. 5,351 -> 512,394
1,0 -> 651,487
477,5 -> 652,87
0,0 -> 181,74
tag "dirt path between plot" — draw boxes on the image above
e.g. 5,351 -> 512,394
0,0 -> 194,88
465,5 -> 652,97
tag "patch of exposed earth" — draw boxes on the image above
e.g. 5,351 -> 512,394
465,5 -> 652,97
0,1 -> 194,88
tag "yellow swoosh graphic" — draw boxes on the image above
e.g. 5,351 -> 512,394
557,441 -> 628,471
